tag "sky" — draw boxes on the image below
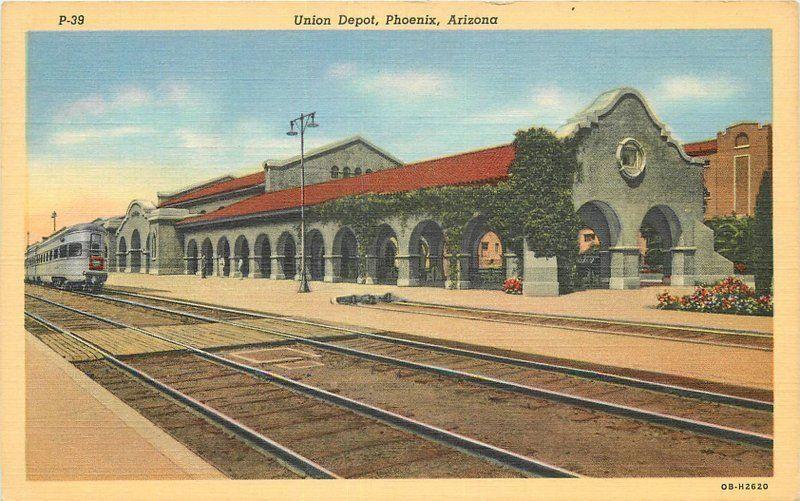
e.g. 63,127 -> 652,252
27,30 -> 771,242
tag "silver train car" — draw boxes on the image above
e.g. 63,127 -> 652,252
25,222 -> 108,290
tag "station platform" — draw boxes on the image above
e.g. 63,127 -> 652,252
101,273 -> 774,391
25,332 -> 224,480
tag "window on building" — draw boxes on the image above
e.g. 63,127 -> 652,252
354,167 -> 362,175
735,133 -> 749,148
481,242 -> 489,251
343,167 -> 351,178
584,233 -> 595,243
330,166 -> 339,179
365,169 -> 372,174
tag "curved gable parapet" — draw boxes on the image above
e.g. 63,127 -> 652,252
117,199 -> 157,236
555,87 -> 703,165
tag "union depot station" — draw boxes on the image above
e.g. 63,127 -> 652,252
96,88 -> 734,296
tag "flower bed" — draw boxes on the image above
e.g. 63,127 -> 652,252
656,277 -> 772,316
503,277 -> 523,295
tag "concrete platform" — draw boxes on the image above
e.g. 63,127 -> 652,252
25,332 -> 224,480
103,273 -> 774,390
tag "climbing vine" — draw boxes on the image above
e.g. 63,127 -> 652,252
310,127 -> 582,290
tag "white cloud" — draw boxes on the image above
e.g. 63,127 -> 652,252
176,130 -> 225,149
470,86 -> 585,126
52,126 -> 152,145
327,63 -> 451,99
658,75 -> 740,100
60,81 -> 200,119
327,63 -> 359,79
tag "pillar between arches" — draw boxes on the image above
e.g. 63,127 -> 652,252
608,246 -> 641,290
324,255 -> 342,283
270,255 -> 286,280
396,254 -> 419,287
669,246 -> 696,286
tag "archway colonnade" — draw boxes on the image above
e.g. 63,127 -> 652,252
178,216 -> 523,289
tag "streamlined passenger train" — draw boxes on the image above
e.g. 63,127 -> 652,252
25,222 -> 107,290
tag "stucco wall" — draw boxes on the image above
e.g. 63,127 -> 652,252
266,141 -> 401,192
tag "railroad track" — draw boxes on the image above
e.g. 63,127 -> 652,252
358,299 -> 773,351
25,286 -> 774,476
24,294 -> 573,479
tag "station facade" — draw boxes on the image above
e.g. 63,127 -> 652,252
102,88 -> 734,295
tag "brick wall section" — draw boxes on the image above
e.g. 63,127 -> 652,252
686,123 -> 772,219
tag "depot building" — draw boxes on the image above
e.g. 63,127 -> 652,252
98,88 -> 734,296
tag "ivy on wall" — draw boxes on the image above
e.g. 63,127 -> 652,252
311,127 -> 582,290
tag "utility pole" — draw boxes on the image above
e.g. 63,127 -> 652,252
51,211 -> 57,233
286,112 -> 319,293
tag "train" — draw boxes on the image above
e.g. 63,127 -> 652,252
25,222 -> 108,290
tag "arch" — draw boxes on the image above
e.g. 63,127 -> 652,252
305,230 -> 326,281
462,215 -> 509,290
342,166 -> 351,178
130,230 -> 142,273
639,205 -> 683,278
735,132 -> 749,147
354,167 -> 362,176
201,238 -> 214,276
186,239 -> 199,275
373,224 -> 399,284
365,169 -> 373,174
145,231 -> 151,273
216,236 -> 231,276
118,236 -> 128,271
277,231 -> 297,279
233,235 -> 250,277
408,220 -> 445,286
255,234 -> 271,278
330,165 -> 339,179
576,201 -> 623,288
333,226 -> 359,281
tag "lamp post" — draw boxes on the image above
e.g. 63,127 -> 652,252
51,211 -> 57,233
286,112 -> 319,293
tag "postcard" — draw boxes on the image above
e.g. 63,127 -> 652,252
2,2 -> 798,500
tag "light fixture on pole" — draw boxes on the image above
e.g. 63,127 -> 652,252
286,112 -> 319,293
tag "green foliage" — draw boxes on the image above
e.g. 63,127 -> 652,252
705,216 -> 754,269
751,168 -> 773,293
311,127 -> 581,290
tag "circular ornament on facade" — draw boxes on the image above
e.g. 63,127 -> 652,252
616,138 -> 646,180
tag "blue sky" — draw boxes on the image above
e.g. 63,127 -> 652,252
26,30 -> 771,240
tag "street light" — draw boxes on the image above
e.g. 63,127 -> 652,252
286,112 -> 319,293
51,211 -> 57,233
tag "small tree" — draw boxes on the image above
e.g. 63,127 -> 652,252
705,215 -> 753,271
751,168 -> 773,293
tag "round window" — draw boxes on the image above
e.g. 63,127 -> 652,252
616,138 -> 646,179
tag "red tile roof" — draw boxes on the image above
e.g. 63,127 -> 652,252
683,139 -> 718,157
160,170 -> 265,207
178,144 -> 515,226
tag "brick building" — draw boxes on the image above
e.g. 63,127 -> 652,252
683,122 -> 772,219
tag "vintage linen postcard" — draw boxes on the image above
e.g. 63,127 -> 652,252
1,1 -> 798,500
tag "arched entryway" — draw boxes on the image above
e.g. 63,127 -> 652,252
333,227 -> 359,282
144,232 -> 151,273
233,235 -> 250,277
130,230 -> 142,273
306,230 -> 325,281
277,232 -> 297,279
374,224 -> 398,284
577,201 -> 622,289
201,238 -> 214,276
639,205 -> 682,283
463,216 -> 507,290
408,220 -> 445,286
118,237 -> 127,271
217,236 -> 231,276
186,239 -> 199,275
255,234 -> 271,278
